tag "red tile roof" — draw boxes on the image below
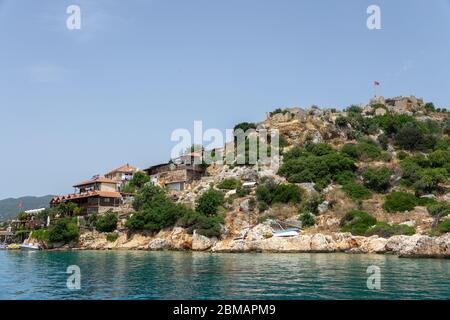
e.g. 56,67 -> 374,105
105,164 -> 137,176
73,176 -> 118,188
51,190 -> 121,204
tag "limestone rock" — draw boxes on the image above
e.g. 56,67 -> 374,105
148,239 -> 172,250
169,227 -> 192,250
192,232 -> 216,251
375,107 -> 387,116
246,224 -> 273,241
310,234 -> 334,252
211,239 -> 250,252
317,201 -> 329,214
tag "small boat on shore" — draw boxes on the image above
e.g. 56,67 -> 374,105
19,243 -> 42,250
272,228 -> 300,237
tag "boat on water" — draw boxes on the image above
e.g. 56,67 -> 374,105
272,228 -> 300,237
19,243 -> 42,250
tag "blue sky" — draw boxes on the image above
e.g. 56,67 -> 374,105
0,0 -> 449,199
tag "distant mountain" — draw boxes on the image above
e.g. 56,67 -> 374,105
0,195 -> 54,221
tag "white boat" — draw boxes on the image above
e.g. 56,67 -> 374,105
272,228 -> 299,237
19,243 -> 41,250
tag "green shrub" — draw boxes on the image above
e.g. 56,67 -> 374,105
257,214 -> 272,223
437,219 -> 450,234
236,187 -> 250,197
106,233 -> 119,242
383,192 -> 418,213
377,133 -> 389,150
365,221 -> 415,238
178,210 -> 224,238
302,194 -> 323,215
427,202 -> 450,227
363,167 -> 392,192
341,140 -> 382,161
258,202 -> 269,212
17,212 -> 28,221
127,184 -> 191,231
425,102 -> 436,112
121,183 -> 136,194
48,217 -> 79,243
374,114 -> 417,136
413,168 -> 447,195
256,182 -> 302,205
342,182 -> 372,201
128,201 -> 188,232
196,189 -> 224,216
269,108 -> 290,117
400,150 -> 448,195
434,136 -> 450,151
340,210 -> 377,235
271,184 -> 303,204
335,116 -> 349,127
278,146 -> 355,189
95,212 -> 118,233
233,122 -> 257,133
128,171 -> 150,190
132,184 -> 167,211
429,150 -> 450,168
31,229 -> 49,242
334,170 -> 357,185
393,120 -> 440,151
217,178 -> 241,190
300,212 -> 315,228
256,185 -> 274,204
305,143 -> 335,156
345,105 -> 363,114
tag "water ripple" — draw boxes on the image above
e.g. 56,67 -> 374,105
0,251 -> 449,300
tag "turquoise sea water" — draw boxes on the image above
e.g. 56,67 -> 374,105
0,250 -> 449,300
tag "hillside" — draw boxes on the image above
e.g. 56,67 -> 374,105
0,195 -> 54,221
174,95 -> 450,238
76,95 -> 450,257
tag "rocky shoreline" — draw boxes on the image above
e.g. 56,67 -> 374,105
52,225 -> 450,259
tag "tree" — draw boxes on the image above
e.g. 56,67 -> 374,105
429,150 -> 450,168
178,210 -> 224,237
342,182 -> 372,201
129,171 -> 150,190
55,202 -> 80,216
233,122 -> 257,133
427,202 -> 450,228
217,178 -> 241,190
278,145 -> 355,189
363,167 -> 392,192
196,189 -> 224,216
132,184 -> 167,211
395,123 -> 424,150
48,217 -> 79,243
127,184 -> 189,232
300,212 -> 315,228
339,210 -> 377,235
271,184 -> 303,204
95,212 -> 118,233
383,192 -> 418,213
